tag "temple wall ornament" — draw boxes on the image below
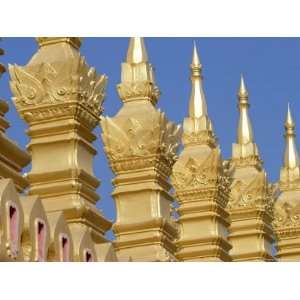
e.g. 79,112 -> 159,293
227,76 -> 275,261
273,104 -> 300,260
101,37 -> 181,261
9,37 -> 112,247
20,195 -> 50,262
0,179 -> 24,261
46,211 -> 74,262
69,223 -> 96,262
171,43 -> 232,261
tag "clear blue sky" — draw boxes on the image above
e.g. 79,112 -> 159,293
1,38 -> 299,239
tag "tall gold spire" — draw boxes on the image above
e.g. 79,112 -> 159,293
102,37 -> 181,261
188,42 -> 207,118
274,104 -> 300,261
126,37 -> 148,63
237,74 -> 254,144
284,103 -> 300,169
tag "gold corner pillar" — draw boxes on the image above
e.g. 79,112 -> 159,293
171,44 -> 231,261
273,104 -> 300,261
101,38 -> 181,261
227,76 -> 275,261
9,37 -> 111,243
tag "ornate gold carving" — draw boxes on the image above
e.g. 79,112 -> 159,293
9,59 -> 107,121
102,111 -> 181,172
117,81 -> 160,104
230,155 -> 263,169
182,129 -> 217,147
273,202 -> 300,229
172,148 -> 225,190
228,172 -> 273,212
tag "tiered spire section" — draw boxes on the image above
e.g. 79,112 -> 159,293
227,75 -> 275,261
101,38 -> 181,261
273,104 -> 300,260
171,43 -> 232,261
182,43 -> 216,147
9,37 -> 112,248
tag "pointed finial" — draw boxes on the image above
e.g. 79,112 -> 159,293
126,37 -> 148,64
239,74 -> 248,98
286,102 -> 295,128
188,42 -> 207,119
284,103 -> 300,169
237,75 -> 254,144
192,41 -> 201,67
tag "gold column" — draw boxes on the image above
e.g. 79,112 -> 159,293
101,38 -> 181,261
9,37 -> 111,243
273,104 -> 300,260
227,76 -> 275,261
171,43 -> 231,261
0,42 -> 30,192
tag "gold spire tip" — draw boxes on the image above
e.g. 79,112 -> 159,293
286,102 -> 295,128
126,37 -> 148,64
239,74 -> 248,98
192,41 -> 201,67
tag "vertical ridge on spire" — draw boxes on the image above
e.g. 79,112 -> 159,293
188,42 -> 207,119
237,74 -> 254,145
126,37 -> 148,63
284,103 -> 300,169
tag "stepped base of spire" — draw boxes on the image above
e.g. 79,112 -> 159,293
228,208 -> 275,261
276,230 -> 300,260
113,217 -> 177,262
176,237 -> 232,261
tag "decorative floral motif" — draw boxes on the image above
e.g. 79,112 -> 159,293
117,81 -> 160,105
9,56 -> 107,120
228,171 -> 273,212
273,201 -> 300,229
171,148 -> 230,194
101,110 -> 181,172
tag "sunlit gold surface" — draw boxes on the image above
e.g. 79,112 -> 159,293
1,37 -> 300,261
273,104 -> 300,260
102,37 -> 181,261
228,76 -> 275,261
171,43 -> 231,261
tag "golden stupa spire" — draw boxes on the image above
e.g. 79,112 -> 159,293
283,103 -> 300,169
126,37 -> 148,63
237,74 -> 254,144
188,42 -> 208,118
